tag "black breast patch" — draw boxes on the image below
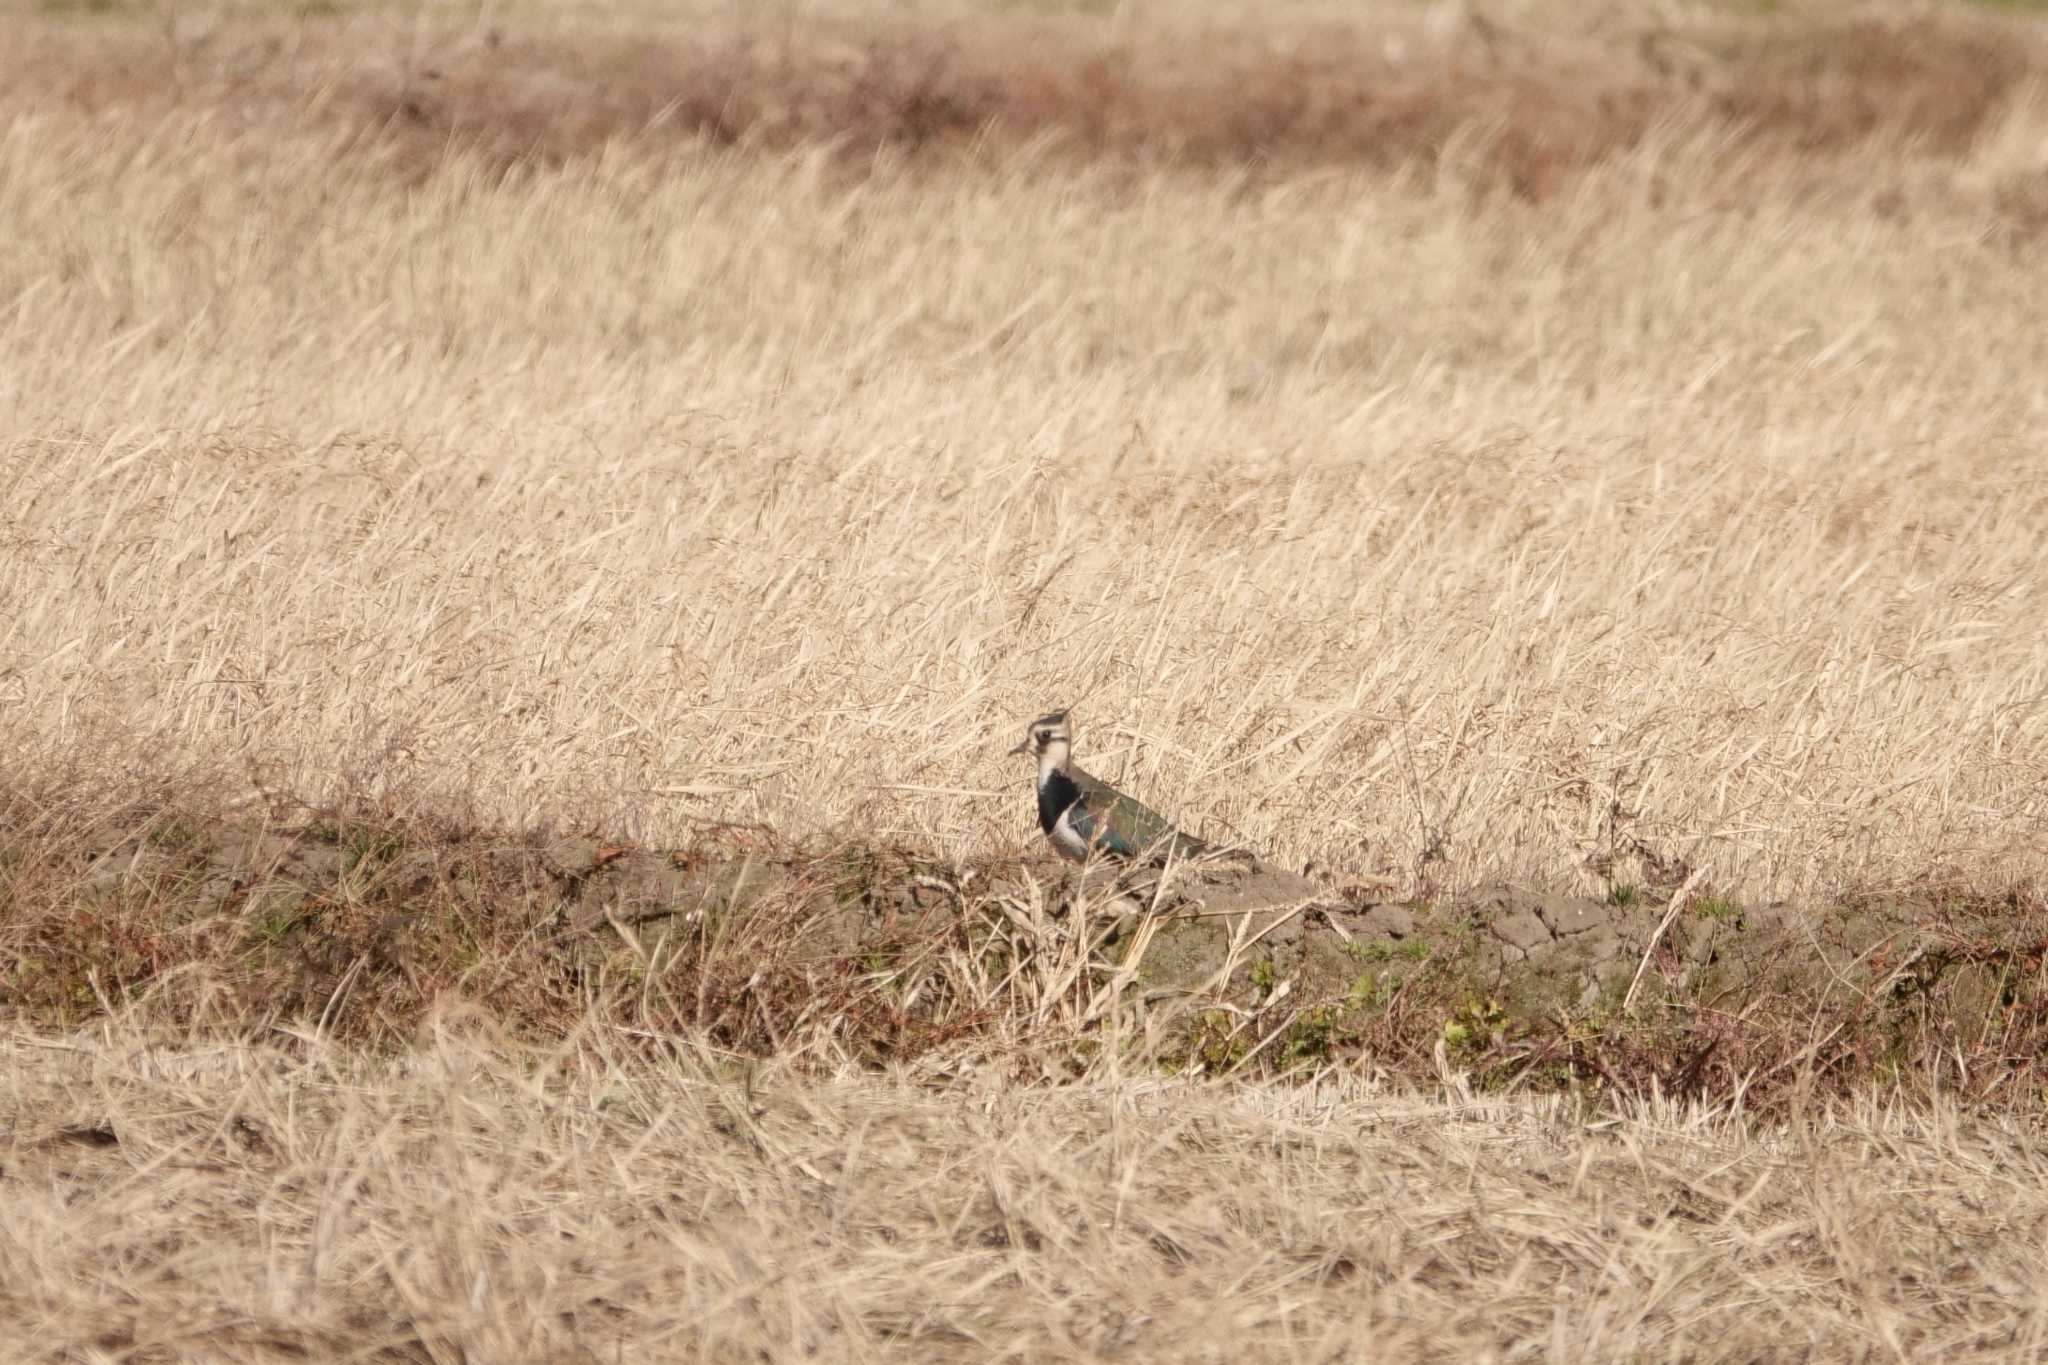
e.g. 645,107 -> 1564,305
1036,769 -> 1082,835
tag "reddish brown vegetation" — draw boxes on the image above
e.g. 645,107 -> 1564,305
11,7 -> 2041,194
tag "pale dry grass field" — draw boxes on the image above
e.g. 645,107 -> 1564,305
2,1015 -> 2046,1363
2,1 -> 2046,907
6,3 -> 2048,1357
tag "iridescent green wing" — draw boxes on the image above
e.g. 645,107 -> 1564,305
1071,768 -> 1205,860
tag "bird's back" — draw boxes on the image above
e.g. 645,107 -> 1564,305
1066,764 -> 1212,863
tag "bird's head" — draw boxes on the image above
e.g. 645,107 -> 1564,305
1008,710 -> 1073,765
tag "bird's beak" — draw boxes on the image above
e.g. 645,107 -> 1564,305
1007,739 -> 1031,756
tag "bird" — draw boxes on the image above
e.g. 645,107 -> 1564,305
1008,710 -> 1216,865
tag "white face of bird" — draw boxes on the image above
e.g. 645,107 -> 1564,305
1008,711 -> 1072,770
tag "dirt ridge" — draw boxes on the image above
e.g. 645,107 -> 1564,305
8,808 -> 2044,1110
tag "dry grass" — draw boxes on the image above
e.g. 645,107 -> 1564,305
1,1015 -> 2044,1362
7,3 -> 2048,911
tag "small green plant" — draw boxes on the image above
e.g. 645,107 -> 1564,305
1693,897 -> 1741,922
1185,1010 -> 1246,1072
1348,970 -> 1400,1012
1280,1008 -> 1339,1068
1606,884 -> 1639,908
342,828 -> 402,877
248,907 -> 304,946
1249,956 -> 1278,999
1346,938 -> 1430,965
1441,997 -> 1508,1056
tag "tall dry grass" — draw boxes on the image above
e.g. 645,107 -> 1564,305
3,7 -> 2047,903
4,1015 -> 2047,1362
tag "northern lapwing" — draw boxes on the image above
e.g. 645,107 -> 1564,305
1009,710 -> 1217,865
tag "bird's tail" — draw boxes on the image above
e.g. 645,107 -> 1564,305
1152,829 -> 1215,865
